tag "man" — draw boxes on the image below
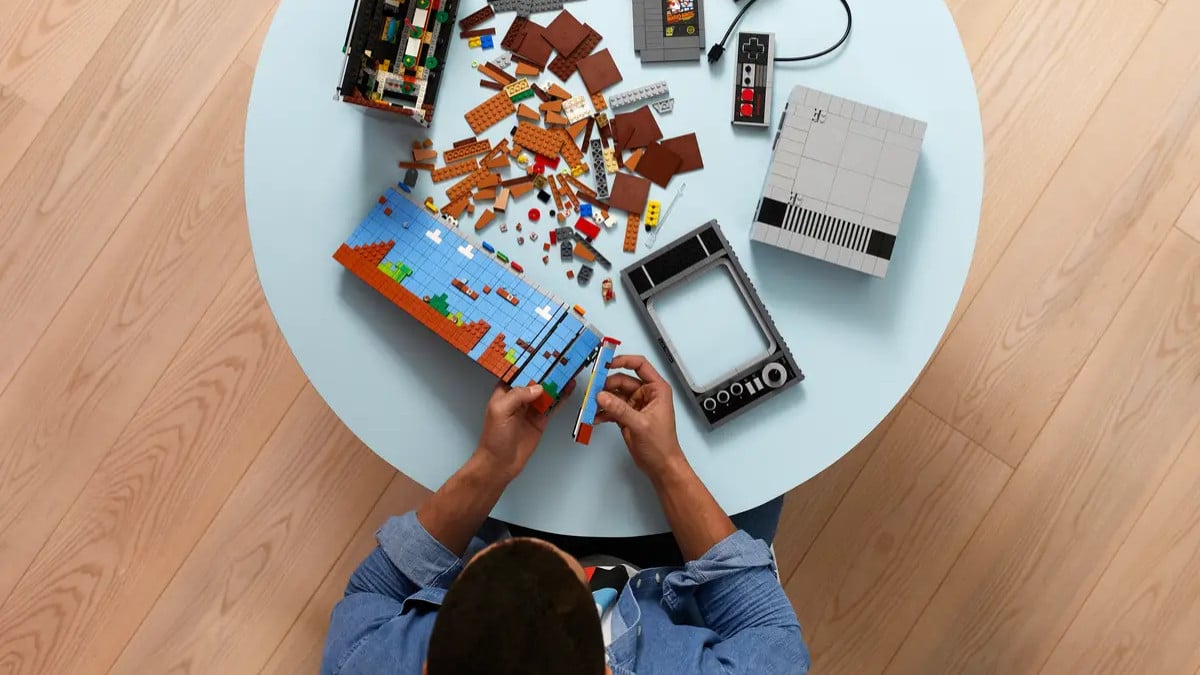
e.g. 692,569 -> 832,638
322,355 -> 809,674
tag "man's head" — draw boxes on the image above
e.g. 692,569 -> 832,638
426,538 -> 607,675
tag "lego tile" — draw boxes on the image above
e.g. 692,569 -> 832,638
513,23 -> 554,67
659,133 -> 703,173
611,105 -> 662,151
634,142 -> 682,188
828,168 -> 873,213
608,173 -> 652,214
547,24 -> 601,80
544,9 -> 589,54
576,49 -> 623,95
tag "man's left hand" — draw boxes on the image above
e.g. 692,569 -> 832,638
474,381 -> 574,482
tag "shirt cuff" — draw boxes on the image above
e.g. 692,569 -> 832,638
376,512 -> 466,590
661,530 -> 777,611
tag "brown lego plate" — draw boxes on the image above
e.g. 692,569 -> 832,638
608,173 -> 652,214
660,133 -> 704,173
576,49 -> 624,95
544,10 -> 590,55
634,142 -> 683,188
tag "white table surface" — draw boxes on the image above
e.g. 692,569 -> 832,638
244,0 -> 983,536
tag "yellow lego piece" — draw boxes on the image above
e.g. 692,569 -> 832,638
424,197 -> 438,213
571,164 -> 587,177
469,36 -> 482,48
644,200 -> 661,227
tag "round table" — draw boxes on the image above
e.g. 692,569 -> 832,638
245,0 -> 983,536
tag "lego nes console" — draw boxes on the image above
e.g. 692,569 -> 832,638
751,85 -> 926,278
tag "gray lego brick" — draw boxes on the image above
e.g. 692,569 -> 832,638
750,85 -> 926,278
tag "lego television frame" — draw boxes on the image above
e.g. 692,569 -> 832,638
333,182 -> 609,435
338,0 -> 460,127
621,221 -> 803,428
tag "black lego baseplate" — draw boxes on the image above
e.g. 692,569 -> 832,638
620,221 -> 803,428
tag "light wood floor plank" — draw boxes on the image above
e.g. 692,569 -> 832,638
888,230 -> 1200,674
0,84 -> 45,186
775,405 -> 901,585
261,472 -> 430,675
784,402 -> 1010,675
0,0 -> 276,396
1040,419 -> 1200,675
0,0 -> 139,111
104,387 -> 394,675
912,0 -> 1200,464
0,64 -> 260,601
958,0 -> 1159,307
1180,186 -> 1200,242
0,256 -> 306,675
238,4 -> 278,70
946,0 -> 1020,62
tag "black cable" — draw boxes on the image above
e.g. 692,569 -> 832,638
707,0 -> 853,64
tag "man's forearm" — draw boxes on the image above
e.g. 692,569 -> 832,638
652,454 -> 736,561
416,452 -> 511,557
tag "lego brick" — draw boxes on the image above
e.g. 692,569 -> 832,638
461,27 -> 498,39
608,173 -> 652,214
544,9 -> 589,54
515,61 -> 542,76
431,158 -> 480,182
444,139 -> 492,163
465,90 -> 517,134
623,213 -> 641,252
576,49 -> 623,95
607,81 -> 669,110
590,92 -> 608,112
547,83 -> 573,100
634,141 -> 682,188
547,24 -> 601,80
611,105 -> 663,151
459,5 -> 496,30
413,147 -> 439,162
513,121 -> 565,158
659,133 -> 703,172
651,98 -> 675,114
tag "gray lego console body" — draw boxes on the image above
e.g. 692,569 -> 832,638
751,85 -> 926,278
632,0 -> 706,63
621,221 -> 803,428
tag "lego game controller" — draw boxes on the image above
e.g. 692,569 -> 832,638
731,31 -> 775,128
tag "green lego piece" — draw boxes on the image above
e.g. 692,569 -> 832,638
504,349 -> 517,364
510,89 -> 535,103
428,293 -> 452,317
496,251 -> 510,263
541,381 -> 560,399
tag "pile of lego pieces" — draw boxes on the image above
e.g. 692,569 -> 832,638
400,4 -> 705,306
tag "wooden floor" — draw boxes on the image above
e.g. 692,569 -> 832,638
1,0 -> 1199,671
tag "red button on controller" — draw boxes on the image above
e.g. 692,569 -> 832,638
740,88 -> 754,102
739,103 -> 754,117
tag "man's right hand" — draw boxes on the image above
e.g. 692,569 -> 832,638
595,354 -> 687,481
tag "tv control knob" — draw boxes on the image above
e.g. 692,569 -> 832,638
730,382 -> 744,396
762,363 -> 788,388
717,390 -> 731,404
703,398 -> 717,412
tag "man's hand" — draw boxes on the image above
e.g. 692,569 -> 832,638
475,381 -> 574,482
595,355 -> 687,481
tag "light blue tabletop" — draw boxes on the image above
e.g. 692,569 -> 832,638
245,0 -> 983,536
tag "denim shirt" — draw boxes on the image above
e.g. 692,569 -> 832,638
322,512 -> 810,675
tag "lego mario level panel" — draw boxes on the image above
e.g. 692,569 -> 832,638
334,185 -> 607,416
338,0 -> 460,127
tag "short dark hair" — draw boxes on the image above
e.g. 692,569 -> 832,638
427,538 -> 605,675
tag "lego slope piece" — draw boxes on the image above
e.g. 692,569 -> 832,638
573,337 -> 620,445
752,85 -> 927,278
334,186 -> 606,414
337,0 -> 461,127
621,221 -> 803,428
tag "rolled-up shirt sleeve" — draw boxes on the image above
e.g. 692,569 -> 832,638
322,512 -> 505,675
661,530 -> 809,673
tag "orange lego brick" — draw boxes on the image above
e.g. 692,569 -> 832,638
447,168 -> 491,202
517,103 -> 540,121
441,196 -> 470,219
513,122 -> 564,159
590,92 -> 607,112
485,154 -> 510,169
413,147 -> 439,162
623,213 -> 641,253
465,90 -> 516,135
477,172 -> 501,188
539,99 -> 564,112
431,158 -> 480,182
544,111 -> 569,126
547,83 -> 573,99
444,139 -> 492,163
515,61 -> 541,77
474,188 -> 497,201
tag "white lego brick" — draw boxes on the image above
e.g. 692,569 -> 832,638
839,133 -> 884,176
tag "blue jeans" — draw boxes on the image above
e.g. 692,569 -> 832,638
505,496 -> 786,568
